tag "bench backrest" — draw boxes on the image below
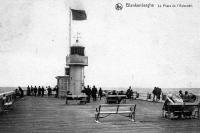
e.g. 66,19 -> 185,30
97,104 -> 136,113
100,105 -> 118,113
5,92 -> 15,103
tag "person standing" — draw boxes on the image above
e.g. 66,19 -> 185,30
34,86 -> 37,97
47,86 -> 52,96
27,85 -> 31,96
98,88 -> 103,100
86,85 -> 91,103
156,87 -> 162,101
54,86 -> 58,98
126,86 -> 133,99
41,86 -> 45,97
18,86 -> 24,97
92,85 -> 97,101
152,87 -> 157,101
38,86 -> 41,96
30,86 -> 34,96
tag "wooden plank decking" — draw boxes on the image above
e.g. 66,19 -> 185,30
0,96 -> 199,133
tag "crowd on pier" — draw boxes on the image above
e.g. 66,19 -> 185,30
79,86 -> 167,103
81,85 -> 103,102
15,86 -> 59,98
27,85 -> 58,97
78,86 -> 138,103
13,85 -> 197,104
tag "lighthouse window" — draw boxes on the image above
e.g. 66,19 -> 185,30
70,46 -> 85,56
77,47 -> 80,55
75,48 -> 77,54
72,48 -> 74,54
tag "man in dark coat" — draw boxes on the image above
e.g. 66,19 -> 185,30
85,85 -> 91,103
98,88 -> 103,100
47,86 -> 52,96
156,87 -> 162,101
126,86 -> 133,99
34,86 -> 37,97
18,86 -> 24,97
30,86 -> 34,96
27,85 -> 31,96
91,85 -> 97,101
41,86 -> 45,97
38,86 -> 41,96
152,87 -> 157,101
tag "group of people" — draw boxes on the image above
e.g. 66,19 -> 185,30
178,90 -> 196,102
26,85 -> 58,97
126,86 -> 133,99
15,86 -> 24,98
162,90 -> 197,119
152,87 -> 162,102
82,85 -> 103,102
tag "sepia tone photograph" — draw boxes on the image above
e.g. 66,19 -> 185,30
0,0 -> 199,132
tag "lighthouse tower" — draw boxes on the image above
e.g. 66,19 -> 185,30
66,37 -> 88,95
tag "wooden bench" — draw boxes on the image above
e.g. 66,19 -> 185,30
163,100 -> 200,119
4,101 -> 13,110
66,95 -> 87,104
95,104 -> 136,123
0,91 -> 15,112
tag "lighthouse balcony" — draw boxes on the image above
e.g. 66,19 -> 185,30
66,55 -> 88,66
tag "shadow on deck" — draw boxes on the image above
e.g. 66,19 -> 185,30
0,96 -> 199,133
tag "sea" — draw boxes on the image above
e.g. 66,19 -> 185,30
0,87 -> 26,94
1,86 -> 200,96
102,87 -> 200,96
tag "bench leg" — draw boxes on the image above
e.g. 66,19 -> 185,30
129,113 -> 135,122
193,110 -> 199,119
95,113 -> 100,123
65,99 -> 68,104
162,110 -> 168,118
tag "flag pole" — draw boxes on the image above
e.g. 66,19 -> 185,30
69,7 -> 71,54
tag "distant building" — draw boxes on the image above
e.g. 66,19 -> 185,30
55,75 -> 69,98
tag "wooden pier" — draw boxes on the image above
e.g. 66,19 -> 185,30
0,96 -> 199,133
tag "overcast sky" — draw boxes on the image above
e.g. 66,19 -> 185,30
0,0 -> 199,88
